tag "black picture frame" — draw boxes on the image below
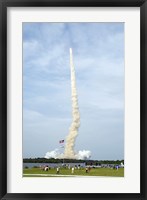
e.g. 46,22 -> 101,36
0,0 -> 147,199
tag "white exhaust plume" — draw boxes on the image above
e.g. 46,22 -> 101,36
45,149 -> 63,159
45,149 -> 91,160
76,150 -> 91,160
64,48 -> 80,159
44,49 -> 92,160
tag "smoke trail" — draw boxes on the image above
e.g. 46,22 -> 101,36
44,49 -> 92,160
64,48 -> 80,159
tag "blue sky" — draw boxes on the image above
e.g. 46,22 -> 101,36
23,22 -> 124,160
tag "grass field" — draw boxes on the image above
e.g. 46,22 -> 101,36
23,167 -> 124,177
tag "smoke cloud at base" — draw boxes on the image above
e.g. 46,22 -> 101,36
44,149 -> 63,159
45,149 -> 91,160
76,150 -> 91,160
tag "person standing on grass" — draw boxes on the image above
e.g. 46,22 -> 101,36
86,167 -> 88,173
45,166 -> 49,171
71,167 -> 74,174
56,167 -> 60,174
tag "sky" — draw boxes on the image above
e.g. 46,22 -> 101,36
23,22 -> 124,160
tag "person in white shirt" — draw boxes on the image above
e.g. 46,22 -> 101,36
56,167 -> 60,174
71,167 -> 74,174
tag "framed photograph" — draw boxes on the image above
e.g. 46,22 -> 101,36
0,0 -> 147,199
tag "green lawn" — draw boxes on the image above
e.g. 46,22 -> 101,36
23,167 -> 124,177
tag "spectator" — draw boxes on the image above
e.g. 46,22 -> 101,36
86,167 -> 88,173
44,166 -> 49,171
56,167 -> 60,174
71,167 -> 74,174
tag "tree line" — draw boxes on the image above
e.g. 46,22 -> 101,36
23,158 -> 124,165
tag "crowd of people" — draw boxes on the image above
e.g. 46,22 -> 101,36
39,164 -> 120,175
40,164 -> 93,174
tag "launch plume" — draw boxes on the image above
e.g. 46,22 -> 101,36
44,149 -> 61,159
44,49 -> 92,160
76,150 -> 91,160
45,149 -> 91,160
64,48 -> 80,159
